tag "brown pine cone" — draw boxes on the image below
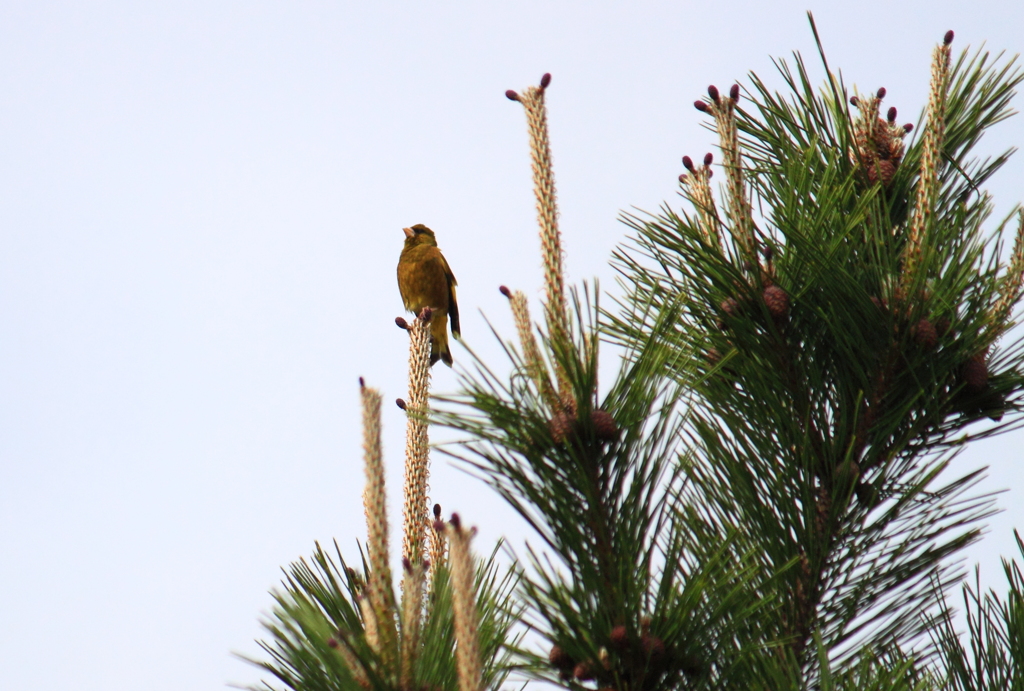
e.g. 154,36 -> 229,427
913,319 -> 938,350
867,159 -> 897,187
872,120 -> 893,156
706,348 -> 722,366
574,661 -> 595,681
888,134 -> 905,163
591,409 -> 620,442
549,645 -> 575,672
763,285 -> 790,320
963,356 -> 989,394
609,625 -> 629,651
720,297 -> 740,318
548,412 -> 578,445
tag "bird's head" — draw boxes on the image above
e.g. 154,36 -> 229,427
402,224 -> 437,248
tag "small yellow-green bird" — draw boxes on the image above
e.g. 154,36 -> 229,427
397,224 -> 460,366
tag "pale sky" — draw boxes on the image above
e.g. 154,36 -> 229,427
2,2 -> 1022,689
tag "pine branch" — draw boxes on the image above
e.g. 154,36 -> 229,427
610,23 -> 1024,680
244,314 -> 520,691
926,531 -> 1024,689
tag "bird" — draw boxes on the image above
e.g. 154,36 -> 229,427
397,224 -> 460,366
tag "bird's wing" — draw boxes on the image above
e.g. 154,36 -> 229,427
397,264 -> 412,310
440,252 -> 460,337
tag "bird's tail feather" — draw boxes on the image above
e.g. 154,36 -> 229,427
430,314 -> 453,367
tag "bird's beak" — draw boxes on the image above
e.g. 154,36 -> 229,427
402,227 -> 415,239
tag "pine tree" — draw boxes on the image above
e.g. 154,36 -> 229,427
606,19 -> 1024,681
242,316 -> 522,691
245,17 -> 1024,690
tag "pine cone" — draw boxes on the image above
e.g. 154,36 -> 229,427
888,133 -> 905,163
591,409 -> 620,442
609,625 -> 629,651
962,356 -> 989,394
913,319 -> 938,350
549,645 -> 575,672
548,412 -> 578,445
763,285 -> 790,320
706,348 -> 722,366
573,661 -> 595,681
872,119 -> 893,155
866,159 -> 897,187
720,297 -> 740,318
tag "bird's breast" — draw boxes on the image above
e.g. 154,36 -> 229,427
398,253 -> 449,312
